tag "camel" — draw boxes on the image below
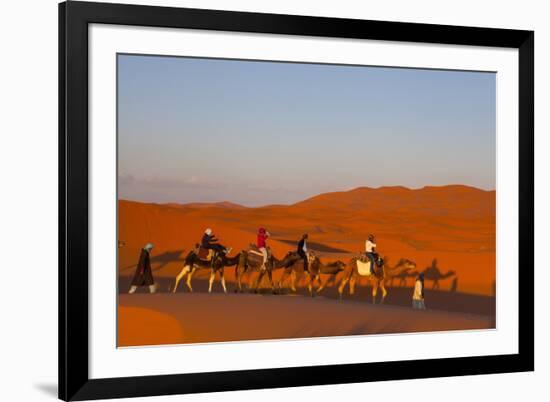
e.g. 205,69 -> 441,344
172,248 -> 241,294
234,250 -> 301,293
276,252 -> 346,295
386,268 -> 419,288
338,256 -> 416,303
423,259 -> 455,289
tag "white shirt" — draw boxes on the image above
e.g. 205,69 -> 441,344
302,240 -> 307,252
365,240 -> 376,252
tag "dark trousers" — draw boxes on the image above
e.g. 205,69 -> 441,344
366,252 -> 377,272
205,244 -> 225,254
298,250 -> 308,272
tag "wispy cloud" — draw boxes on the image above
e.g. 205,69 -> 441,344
119,174 -> 223,190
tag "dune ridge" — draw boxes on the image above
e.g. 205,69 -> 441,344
118,184 -> 495,295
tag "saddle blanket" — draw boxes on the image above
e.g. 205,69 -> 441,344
356,259 -> 373,276
197,247 -> 214,261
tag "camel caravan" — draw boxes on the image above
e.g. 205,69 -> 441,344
140,228 -> 424,304
129,228 -> 455,304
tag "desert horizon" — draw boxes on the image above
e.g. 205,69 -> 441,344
118,181 -> 496,346
117,54 -> 496,348
121,183 -> 496,209
119,183 -> 495,296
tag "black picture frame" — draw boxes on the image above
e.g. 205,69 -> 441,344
59,1 -> 534,400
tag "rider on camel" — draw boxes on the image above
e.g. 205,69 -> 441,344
201,228 -> 230,256
365,233 -> 378,275
257,227 -> 270,271
297,233 -> 309,273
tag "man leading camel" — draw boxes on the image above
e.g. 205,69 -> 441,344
129,243 -> 157,294
297,233 -> 310,273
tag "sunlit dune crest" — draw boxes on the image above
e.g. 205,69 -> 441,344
118,184 -> 495,296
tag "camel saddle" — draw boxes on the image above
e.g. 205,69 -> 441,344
357,254 -> 383,276
197,246 -> 214,262
359,253 -> 383,266
247,244 -> 271,264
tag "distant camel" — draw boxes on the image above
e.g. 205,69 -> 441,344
172,249 -> 241,294
386,268 -> 419,288
277,253 -> 346,295
234,250 -> 301,293
338,257 -> 416,303
422,259 -> 456,290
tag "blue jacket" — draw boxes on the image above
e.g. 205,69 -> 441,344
201,233 -> 218,248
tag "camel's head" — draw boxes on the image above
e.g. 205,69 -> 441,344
333,260 -> 346,271
306,250 -> 317,264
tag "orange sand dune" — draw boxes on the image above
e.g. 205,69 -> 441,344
118,293 -> 493,346
118,306 -> 184,346
119,185 -> 495,295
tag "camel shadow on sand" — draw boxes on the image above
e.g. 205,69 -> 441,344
118,273 -> 495,318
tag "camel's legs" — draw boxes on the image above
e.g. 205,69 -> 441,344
278,268 -> 290,290
185,268 -> 195,292
243,269 -> 252,291
380,281 -> 388,303
220,269 -> 227,294
173,265 -> 190,293
290,270 -> 297,292
338,275 -> 350,299
372,282 -> 378,304
316,275 -> 326,293
253,270 -> 265,291
267,269 -> 276,293
208,269 -> 216,293
234,265 -> 241,292
314,274 -> 322,293
128,285 -> 137,294
239,265 -> 250,292
349,276 -> 357,296
307,273 -> 316,296
434,280 -> 439,290
235,265 -> 244,292
317,273 -> 334,293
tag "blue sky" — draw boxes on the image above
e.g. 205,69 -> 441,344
118,54 -> 496,206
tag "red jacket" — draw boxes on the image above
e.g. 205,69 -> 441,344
257,232 -> 268,248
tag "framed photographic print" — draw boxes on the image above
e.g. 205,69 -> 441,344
59,1 -> 534,400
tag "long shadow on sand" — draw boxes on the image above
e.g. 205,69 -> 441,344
120,249 -> 186,273
118,275 -> 495,319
